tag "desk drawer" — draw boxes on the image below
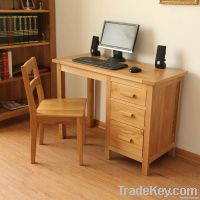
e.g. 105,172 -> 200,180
111,100 -> 145,129
111,82 -> 146,106
110,120 -> 143,159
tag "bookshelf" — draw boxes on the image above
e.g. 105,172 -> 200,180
0,10 -> 50,13
0,0 -> 56,122
0,71 -> 50,84
0,41 -> 50,50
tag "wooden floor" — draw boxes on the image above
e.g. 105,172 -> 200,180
0,118 -> 199,200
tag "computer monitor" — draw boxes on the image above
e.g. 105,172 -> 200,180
99,21 -> 140,62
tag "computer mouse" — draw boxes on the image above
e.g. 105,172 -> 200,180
129,66 -> 142,73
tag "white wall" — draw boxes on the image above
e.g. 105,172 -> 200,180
56,0 -> 200,155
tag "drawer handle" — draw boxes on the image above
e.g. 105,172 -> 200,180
120,92 -> 136,99
118,135 -> 134,143
122,129 -> 143,136
120,111 -> 135,118
122,130 -> 135,135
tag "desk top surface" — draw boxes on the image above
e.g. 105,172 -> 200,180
53,54 -> 187,86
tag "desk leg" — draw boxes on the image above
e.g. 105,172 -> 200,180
142,86 -> 153,176
87,78 -> 95,128
105,77 -> 111,160
57,64 -> 67,139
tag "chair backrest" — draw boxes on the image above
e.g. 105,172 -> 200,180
21,57 -> 45,121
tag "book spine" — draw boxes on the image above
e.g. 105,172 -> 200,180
0,17 -> 4,44
18,16 -> 23,43
0,14 -> 40,46
28,16 -> 34,42
8,51 -> 13,78
23,16 -> 29,43
33,16 -> 39,42
13,16 -> 18,44
6,16 -> 10,44
0,16 -> 8,45
8,16 -> 14,44
3,51 -> 9,80
16,16 -> 21,43
0,52 -> 4,80
31,16 -> 35,42
22,16 -> 25,43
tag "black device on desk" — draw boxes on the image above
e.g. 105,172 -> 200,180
129,66 -> 142,73
73,21 -> 140,70
73,57 -> 128,70
90,36 -> 101,56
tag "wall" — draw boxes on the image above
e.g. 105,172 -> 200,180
55,0 -> 200,155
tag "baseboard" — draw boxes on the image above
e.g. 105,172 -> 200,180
176,148 -> 200,165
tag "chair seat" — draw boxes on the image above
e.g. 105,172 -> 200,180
36,98 -> 87,121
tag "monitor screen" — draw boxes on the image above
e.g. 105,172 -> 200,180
99,21 -> 140,53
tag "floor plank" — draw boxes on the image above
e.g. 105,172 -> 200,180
0,118 -> 199,200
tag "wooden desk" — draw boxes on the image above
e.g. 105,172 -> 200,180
53,54 -> 187,175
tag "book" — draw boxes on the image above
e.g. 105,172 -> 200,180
12,64 -> 22,77
0,101 -> 28,111
22,16 -> 29,43
33,16 -> 39,41
17,16 -> 23,43
3,51 -> 9,80
0,16 -> 8,45
13,16 -> 19,44
0,52 -> 4,80
8,51 -> 13,78
0,14 -> 41,45
0,50 -> 13,80
28,16 -> 35,42
7,16 -> 14,44
0,16 -> 4,44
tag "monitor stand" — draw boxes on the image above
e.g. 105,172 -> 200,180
107,50 -> 126,63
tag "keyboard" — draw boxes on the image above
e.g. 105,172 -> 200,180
72,57 -> 128,70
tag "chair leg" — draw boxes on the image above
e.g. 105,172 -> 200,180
77,117 -> 84,166
39,124 -> 44,145
31,122 -> 38,164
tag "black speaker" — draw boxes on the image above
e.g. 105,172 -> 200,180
90,36 -> 101,56
155,45 -> 166,69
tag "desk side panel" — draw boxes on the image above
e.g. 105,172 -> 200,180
148,78 -> 182,163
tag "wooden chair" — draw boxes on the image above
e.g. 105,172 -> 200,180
21,57 -> 86,165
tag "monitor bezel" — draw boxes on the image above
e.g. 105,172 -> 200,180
99,21 -> 140,53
